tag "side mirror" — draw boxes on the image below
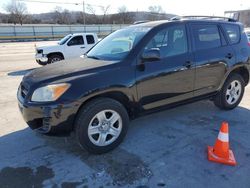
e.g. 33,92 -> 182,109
141,48 -> 161,62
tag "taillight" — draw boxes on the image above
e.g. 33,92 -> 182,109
248,42 -> 250,47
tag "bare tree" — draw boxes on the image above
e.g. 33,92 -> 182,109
147,5 -> 166,21
86,4 -> 96,15
117,5 -> 132,24
118,5 -> 128,13
148,5 -> 165,14
52,6 -> 72,24
76,12 -> 85,24
100,5 -> 110,24
61,9 -> 72,24
86,4 -> 99,24
4,0 -> 28,25
53,6 -> 63,24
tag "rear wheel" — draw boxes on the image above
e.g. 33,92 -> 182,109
75,98 -> 129,154
214,73 -> 245,110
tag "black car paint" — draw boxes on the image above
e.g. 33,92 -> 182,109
18,20 -> 250,131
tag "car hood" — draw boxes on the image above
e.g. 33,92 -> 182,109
36,42 -> 59,49
23,57 -> 116,84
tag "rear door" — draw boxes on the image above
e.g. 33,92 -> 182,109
189,23 -> 235,96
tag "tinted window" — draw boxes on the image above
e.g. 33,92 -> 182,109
86,35 -> 95,44
223,24 -> 240,44
192,25 -> 221,50
145,25 -> 187,57
67,36 -> 84,46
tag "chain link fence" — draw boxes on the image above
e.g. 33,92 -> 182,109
0,24 -> 128,41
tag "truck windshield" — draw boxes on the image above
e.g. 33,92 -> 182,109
58,34 -> 72,45
87,27 -> 151,61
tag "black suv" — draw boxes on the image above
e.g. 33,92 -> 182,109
18,17 -> 250,154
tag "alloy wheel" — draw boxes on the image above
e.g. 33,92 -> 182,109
226,80 -> 242,105
87,109 -> 122,146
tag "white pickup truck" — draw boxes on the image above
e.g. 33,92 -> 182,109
35,33 -> 98,65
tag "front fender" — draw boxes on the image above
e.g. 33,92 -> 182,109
43,46 -> 64,56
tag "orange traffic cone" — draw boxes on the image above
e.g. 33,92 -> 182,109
207,122 -> 237,166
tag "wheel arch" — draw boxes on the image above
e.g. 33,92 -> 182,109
73,91 -> 136,128
218,66 -> 249,90
227,66 -> 249,86
47,52 -> 65,59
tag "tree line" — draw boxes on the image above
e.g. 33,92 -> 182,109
0,1 -> 175,25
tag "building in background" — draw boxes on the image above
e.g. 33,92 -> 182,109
225,9 -> 250,27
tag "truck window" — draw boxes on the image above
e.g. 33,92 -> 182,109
222,24 -> 240,44
67,36 -> 84,46
86,35 -> 95,44
192,24 -> 221,51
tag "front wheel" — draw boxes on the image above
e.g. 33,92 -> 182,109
75,98 -> 129,154
214,73 -> 245,110
48,54 -> 63,64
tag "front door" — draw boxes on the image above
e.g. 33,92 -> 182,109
136,24 -> 195,110
65,35 -> 86,59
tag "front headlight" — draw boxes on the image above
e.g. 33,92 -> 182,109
31,83 -> 70,102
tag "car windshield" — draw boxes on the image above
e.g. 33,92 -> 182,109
87,27 -> 151,61
58,34 -> 72,45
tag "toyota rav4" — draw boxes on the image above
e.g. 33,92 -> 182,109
18,16 -> 250,154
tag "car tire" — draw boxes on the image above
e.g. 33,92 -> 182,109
48,54 -> 63,64
36,60 -> 47,66
75,98 -> 129,154
214,73 -> 245,110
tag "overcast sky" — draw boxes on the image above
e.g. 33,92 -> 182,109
0,0 -> 250,15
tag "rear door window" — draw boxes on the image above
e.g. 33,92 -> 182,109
222,24 -> 240,44
191,24 -> 222,51
86,35 -> 95,44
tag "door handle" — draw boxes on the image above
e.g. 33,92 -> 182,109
80,46 -> 85,49
225,53 -> 233,59
183,61 -> 192,68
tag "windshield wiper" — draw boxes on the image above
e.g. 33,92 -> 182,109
87,55 -> 100,60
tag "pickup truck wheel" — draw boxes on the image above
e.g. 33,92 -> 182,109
214,73 -> 245,110
48,54 -> 63,64
75,98 -> 129,154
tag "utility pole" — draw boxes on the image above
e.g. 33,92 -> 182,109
83,0 -> 86,25
13,0 -> 17,25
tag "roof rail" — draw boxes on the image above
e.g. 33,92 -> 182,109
171,15 -> 237,22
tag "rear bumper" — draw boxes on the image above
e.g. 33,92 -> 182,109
18,99 -> 79,133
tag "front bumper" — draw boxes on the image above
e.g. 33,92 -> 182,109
18,99 -> 79,133
35,53 -> 48,65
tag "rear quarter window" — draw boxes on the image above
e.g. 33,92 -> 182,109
222,24 -> 240,44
